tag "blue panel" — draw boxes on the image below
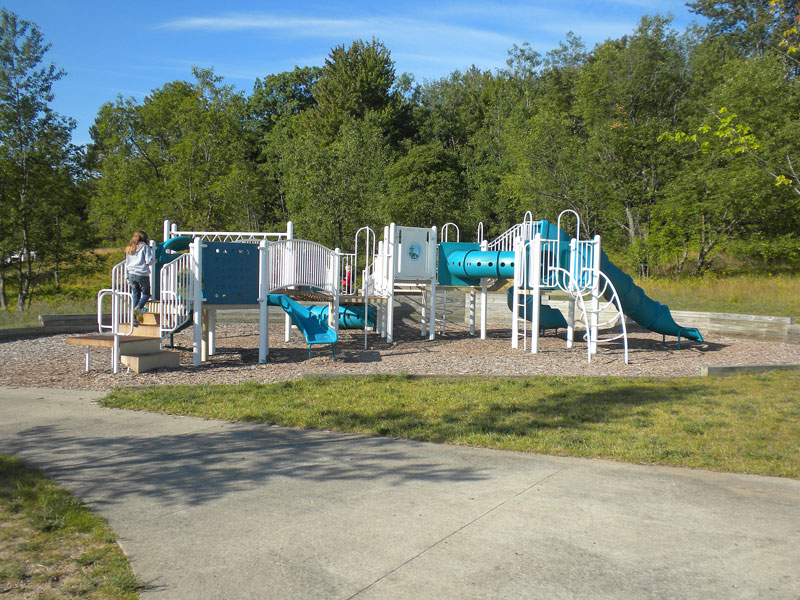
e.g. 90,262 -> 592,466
202,242 -> 260,304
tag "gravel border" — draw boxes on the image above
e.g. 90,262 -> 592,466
2,322 -> 799,392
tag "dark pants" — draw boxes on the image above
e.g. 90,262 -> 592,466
128,274 -> 151,311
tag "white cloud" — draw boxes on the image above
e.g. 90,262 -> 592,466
156,13 -> 514,45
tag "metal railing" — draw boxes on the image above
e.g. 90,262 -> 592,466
341,252 -> 356,295
97,260 -> 135,335
267,239 -> 338,294
488,221 -> 543,251
159,252 -> 193,334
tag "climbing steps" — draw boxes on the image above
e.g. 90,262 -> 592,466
66,302 -> 180,373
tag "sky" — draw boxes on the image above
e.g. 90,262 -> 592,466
4,1 -> 703,146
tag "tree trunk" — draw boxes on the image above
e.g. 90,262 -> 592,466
0,268 -> 6,310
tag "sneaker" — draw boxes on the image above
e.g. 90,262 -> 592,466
134,308 -> 143,324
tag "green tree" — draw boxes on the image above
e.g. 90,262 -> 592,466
688,0 -> 800,59
659,52 -> 800,268
0,9 -> 86,310
574,15 -> 690,274
282,113 -> 392,248
304,38 -> 410,144
249,66 -> 322,225
90,68 -> 264,241
385,142 -> 466,227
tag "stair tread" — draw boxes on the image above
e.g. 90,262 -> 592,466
66,334 -> 160,347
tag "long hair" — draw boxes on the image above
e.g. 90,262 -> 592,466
125,231 -> 150,255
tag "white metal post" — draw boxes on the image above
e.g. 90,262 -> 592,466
112,334 -> 119,374
386,223 -> 396,344
469,290 -> 476,335
201,309 -> 209,362
429,279 -> 436,341
590,235 -> 601,355
566,238 -> 577,349
163,219 -> 171,243
332,248 -> 341,336
192,237 -> 203,367
208,307 -> 216,356
258,239 -> 269,363
480,239 -> 488,340
421,291 -> 427,338
363,266 -> 370,350
429,226 -> 437,341
511,237 -> 522,349
284,221 -> 293,342
531,233 -> 542,354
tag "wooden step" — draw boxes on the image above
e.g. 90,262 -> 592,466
66,334 -> 162,355
133,322 -> 161,337
121,350 -> 181,373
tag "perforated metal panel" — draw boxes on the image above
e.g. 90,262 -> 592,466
202,242 -> 259,304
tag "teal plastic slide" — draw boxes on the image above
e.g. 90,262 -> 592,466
308,304 -> 376,329
267,294 -> 337,356
505,288 -> 568,331
598,252 -> 703,343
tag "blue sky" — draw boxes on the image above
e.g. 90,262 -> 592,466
4,1 -> 702,146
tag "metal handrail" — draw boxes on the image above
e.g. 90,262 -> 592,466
159,252 -> 193,334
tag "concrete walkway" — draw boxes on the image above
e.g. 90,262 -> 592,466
1,386 -> 799,600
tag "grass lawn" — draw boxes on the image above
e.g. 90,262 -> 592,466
636,273 -> 800,318
0,454 -> 142,599
102,371 -> 800,479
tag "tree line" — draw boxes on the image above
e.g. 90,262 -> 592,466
2,1 -> 799,309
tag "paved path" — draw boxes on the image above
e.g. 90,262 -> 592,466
1,386 -> 799,599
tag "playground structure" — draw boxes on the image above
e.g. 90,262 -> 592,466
71,210 -> 704,373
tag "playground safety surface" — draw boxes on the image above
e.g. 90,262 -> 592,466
1,322 -> 800,390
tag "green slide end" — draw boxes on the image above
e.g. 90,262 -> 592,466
598,252 -> 703,342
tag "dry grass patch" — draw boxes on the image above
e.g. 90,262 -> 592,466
0,454 -> 142,599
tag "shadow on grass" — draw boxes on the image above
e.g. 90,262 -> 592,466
282,377 -> 709,444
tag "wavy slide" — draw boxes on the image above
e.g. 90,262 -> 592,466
598,252 -> 703,342
267,294 -> 338,349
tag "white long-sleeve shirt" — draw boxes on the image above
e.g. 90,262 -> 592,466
125,242 -> 154,277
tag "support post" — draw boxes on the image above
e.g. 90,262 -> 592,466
480,239 -> 488,340
469,290 -> 476,335
531,233 -> 542,354
201,309 -> 209,362
589,235 -> 601,355
386,223 -> 396,344
511,237 -> 522,349
429,278 -> 436,341
566,238 -> 577,349
208,307 -> 216,356
332,248 -> 341,337
258,239 -> 270,363
285,221 -> 293,342
363,266 -> 370,350
421,289 -> 427,337
192,237 -> 203,366
112,334 -> 119,374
